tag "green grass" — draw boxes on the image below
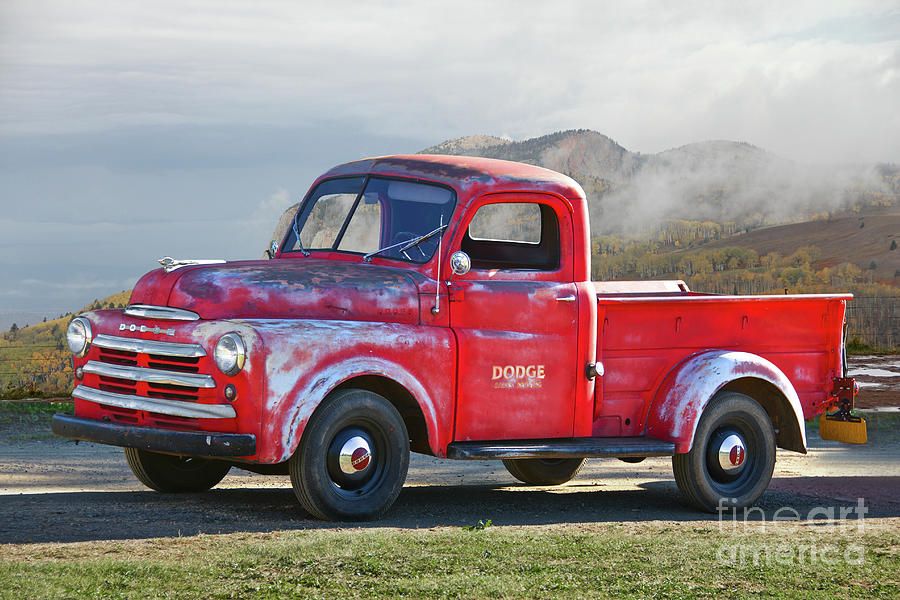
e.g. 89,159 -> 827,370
0,400 -> 72,439
846,336 -> 900,355
0,400 -> 72,417
1,525 -> 897,599
0,400 -> 72,432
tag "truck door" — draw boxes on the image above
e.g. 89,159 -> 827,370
448,193 -> 579,441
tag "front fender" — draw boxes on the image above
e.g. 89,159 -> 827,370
277,356 -> 442,462
645,350 -> 807,454
250,319 -> 455,463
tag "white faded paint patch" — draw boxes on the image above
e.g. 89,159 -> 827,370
792,366 -> 816,384
244,318 -> 450,463
189,320 -> 263,377
469,330 -> 539,341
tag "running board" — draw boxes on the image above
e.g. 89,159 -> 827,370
446,437 -> 676,460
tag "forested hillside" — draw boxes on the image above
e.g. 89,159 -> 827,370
0,291 -> 130,398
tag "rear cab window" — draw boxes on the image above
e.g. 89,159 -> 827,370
462,202 -> 560,271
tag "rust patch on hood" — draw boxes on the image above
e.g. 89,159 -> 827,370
159,259 -> 420,323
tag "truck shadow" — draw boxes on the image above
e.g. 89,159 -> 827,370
1,476 -> 893,544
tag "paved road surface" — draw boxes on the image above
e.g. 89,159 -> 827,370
1,416 -> 897,544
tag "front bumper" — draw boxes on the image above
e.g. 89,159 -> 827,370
52,414 -> 256,457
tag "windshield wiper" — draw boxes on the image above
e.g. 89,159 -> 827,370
363,223 -> 448,262
291,209 -> 310,256
398,224 -> 449,255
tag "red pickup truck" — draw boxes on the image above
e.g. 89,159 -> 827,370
54,154 -> 862,521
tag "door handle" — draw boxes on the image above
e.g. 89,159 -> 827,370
556,295 -> 576,302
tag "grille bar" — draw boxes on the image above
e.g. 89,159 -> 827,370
83,360 -> 215,389
124,304 -> 200,321
73,385 -> 235,419
93,334 -> 206,358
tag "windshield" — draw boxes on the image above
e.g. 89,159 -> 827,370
281,176 -> 456,263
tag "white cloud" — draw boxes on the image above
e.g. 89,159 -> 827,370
250,187 -> 295,248
1,0 -> 896,162
0,0 -> 897,315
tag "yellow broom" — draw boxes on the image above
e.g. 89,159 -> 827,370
819,413 -> 867,444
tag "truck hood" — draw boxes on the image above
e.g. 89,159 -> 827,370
130,259 -> 421,324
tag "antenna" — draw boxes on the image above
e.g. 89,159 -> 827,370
431,215 -> 443,315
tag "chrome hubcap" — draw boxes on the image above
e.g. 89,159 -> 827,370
327,427 -> 380,491
717,433 -> 747,474
338,436 -> 372,475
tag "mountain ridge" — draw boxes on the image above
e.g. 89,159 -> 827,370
420,129 -> 898,235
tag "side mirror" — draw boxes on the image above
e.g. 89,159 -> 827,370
265,239 -> 278,259
450,251 -> 471,276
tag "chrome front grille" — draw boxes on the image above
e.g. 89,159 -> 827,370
93,333 -> 206,357
123,304 -> 200,321
75,333 -> 235,420
82,361 -> 215,389
72,386 -> 235,419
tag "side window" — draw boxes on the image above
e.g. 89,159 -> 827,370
462,202 -> 560,270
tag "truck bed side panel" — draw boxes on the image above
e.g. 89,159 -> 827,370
594,295 -> 847,436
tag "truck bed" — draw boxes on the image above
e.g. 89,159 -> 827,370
591,283 -> 849,438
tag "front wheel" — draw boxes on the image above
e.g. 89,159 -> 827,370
124,448 -> 231,492
672,392 -> 775,512
502,458 -> 586,485
290,389 -> 409,521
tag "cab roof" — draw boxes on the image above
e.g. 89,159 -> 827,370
319,154 -> 586,201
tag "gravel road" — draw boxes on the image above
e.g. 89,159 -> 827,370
1,414 -> 898,545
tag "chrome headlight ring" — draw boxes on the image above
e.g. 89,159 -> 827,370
66,317 -> 93,358
214,333 -> 246,376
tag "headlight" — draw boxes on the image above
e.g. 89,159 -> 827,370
214,333 -> 246,376
66,317 -> 92,357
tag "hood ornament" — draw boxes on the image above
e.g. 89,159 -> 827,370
158,257 -> 226,273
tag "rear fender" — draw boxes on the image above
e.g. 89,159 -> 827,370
645,350 -> 806,454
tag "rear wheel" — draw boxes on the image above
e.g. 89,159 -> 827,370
502,458 -> 586,485
672,392 -> 775,512
124,448 -> 231,492
289,389 -> 409,521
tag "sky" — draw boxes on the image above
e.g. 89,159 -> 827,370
1,0 -> 898,328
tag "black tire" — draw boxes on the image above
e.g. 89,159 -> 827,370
672,392 -> 775,512
289,389 -> 409,521
124,448 -> 231,492
618,456 -> 646,464
502,457 -> 586,485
